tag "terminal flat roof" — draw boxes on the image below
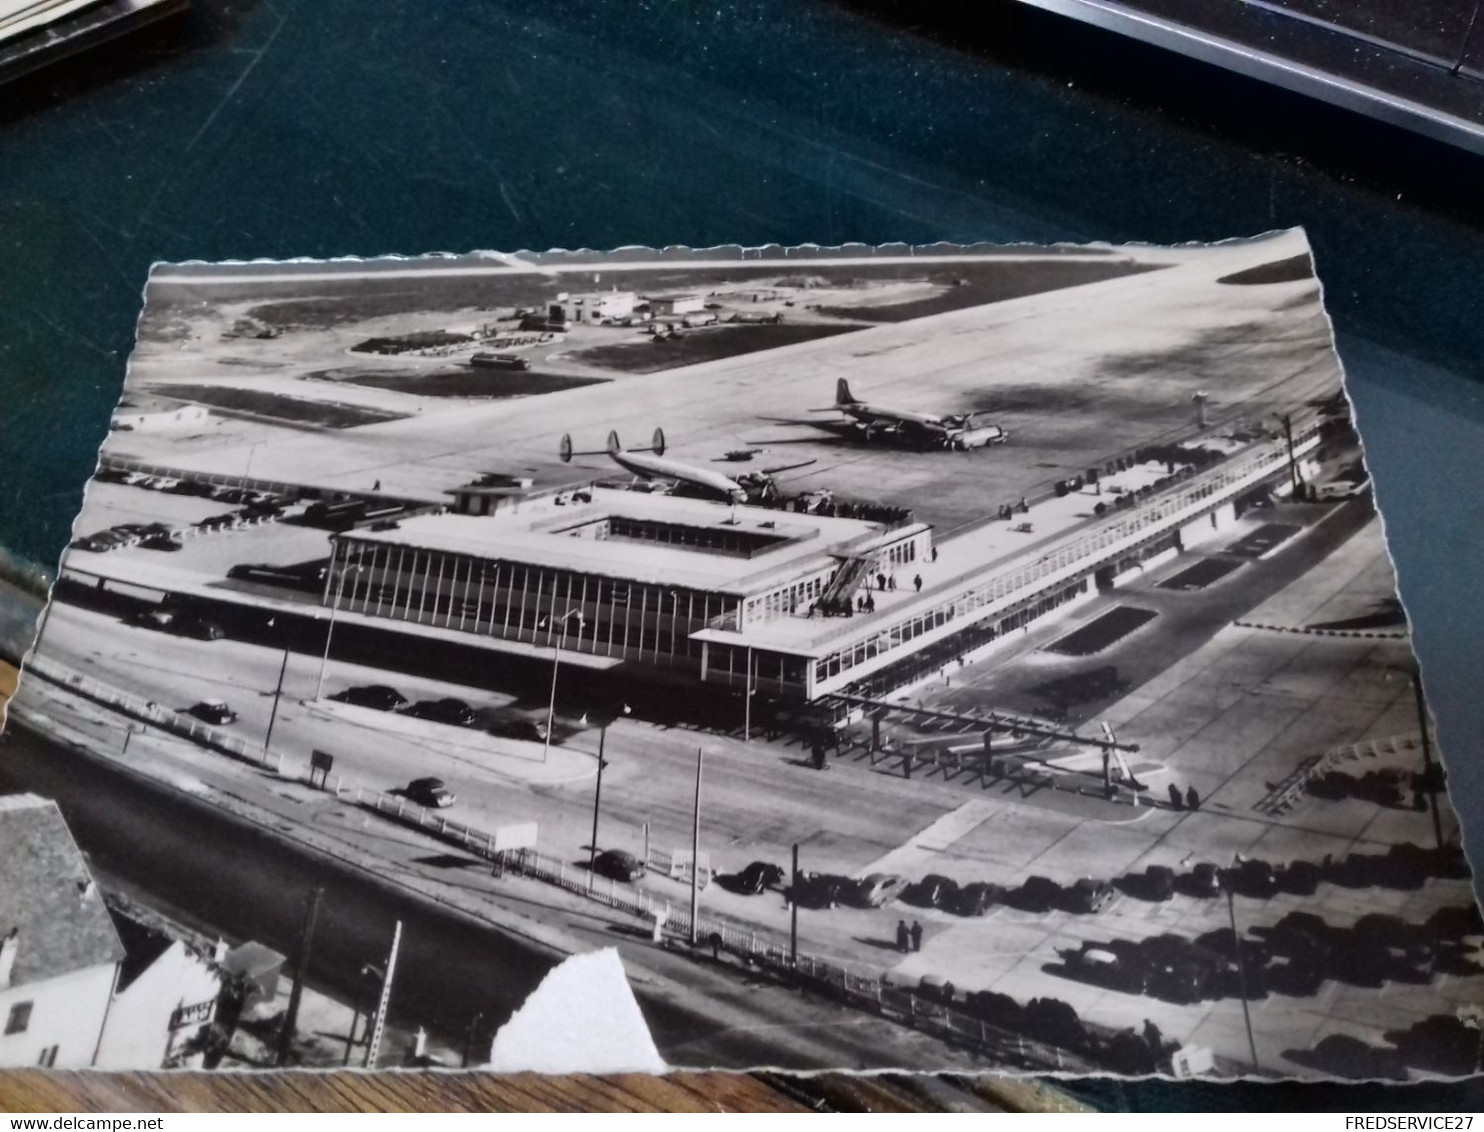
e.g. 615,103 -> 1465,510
342,488 -> 885,596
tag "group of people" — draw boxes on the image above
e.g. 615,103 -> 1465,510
1167,783 -> 1202,811
895,919 -> 925,953
995,498 -> 1030,522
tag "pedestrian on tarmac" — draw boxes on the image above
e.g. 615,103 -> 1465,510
909,921 -> 924,952
896,920 -> 910,953
913,574 -> 923,592
1168,783 -> 1185,810
1185,785 -> 1201,811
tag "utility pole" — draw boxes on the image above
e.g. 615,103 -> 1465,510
790,842 -> 799,970
263,645 -> 292,754
1413,669 -> 1446,852
1226,877 -> 1260,1074
363,920 -> 402,1069
743,646 -> 753,742
276,887 -> 323,1067
589,723 -> 608,877
689,747 -> 703,946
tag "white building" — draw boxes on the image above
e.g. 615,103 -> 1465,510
0,794 -> 124,1069
548,290 -> 635,324
95,908 -> 223,1070
643,293 -> 704,317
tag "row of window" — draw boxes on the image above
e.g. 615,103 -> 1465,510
332,542 -> 738,665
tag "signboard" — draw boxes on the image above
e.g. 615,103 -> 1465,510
491,822 -> 538,852
169,999 -> 216,1030
310,750 -> 334,773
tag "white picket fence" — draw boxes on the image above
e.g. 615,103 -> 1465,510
23,653 -> 284,773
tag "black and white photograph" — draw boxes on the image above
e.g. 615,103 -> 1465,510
4,230 -> 1480,1081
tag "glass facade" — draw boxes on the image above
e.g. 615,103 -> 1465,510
327,537 -> 739,669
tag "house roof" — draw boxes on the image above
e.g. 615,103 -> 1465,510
0,794 -> 125,990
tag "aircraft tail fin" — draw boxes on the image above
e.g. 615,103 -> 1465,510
836,378 -> 858,406
606,430 -> 622,455
650,427 -> 666,457
559,434 -> 573,463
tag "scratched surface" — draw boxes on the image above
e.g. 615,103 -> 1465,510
2,0 -> 1484,1111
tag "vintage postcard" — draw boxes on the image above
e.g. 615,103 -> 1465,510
3,231 -> 1479,1079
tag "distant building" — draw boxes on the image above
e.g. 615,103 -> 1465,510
0,794 -> 124,1069
643,293 -> 704,317
94,899 -> 224,1070
548,290 -> 635,324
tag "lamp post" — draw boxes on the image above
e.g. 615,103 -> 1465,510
743,645 -> 755,743
541,608 -> 583,763
588,703 -> 631,875
1223,859 -> 1261,1074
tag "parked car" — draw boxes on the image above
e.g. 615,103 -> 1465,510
189,699 -> 237,725
139,534 -> 184,552
951,881 -> 1005,917
1229,858 -> 1280,899
1065,878 -> 1117,914
487,717 -> 549,742
916,974 -> 956,1004
734,861 -> 786,895
1137,865 -> 1176,902
132,607 -> 224,640
965,990 -> 1023,1029
330,685 -> 410,712
592,849 -> 645,883
1279,859 -> 1321,896
1011,875 -> 1062,913
792,872 -> 850,909
1185,862 -> 1223,898
405,777 -> 456,808
904,874 -> 960,910
1063,944 -> 1147,994
407,698 -> 480,727
848,873 -> 908,909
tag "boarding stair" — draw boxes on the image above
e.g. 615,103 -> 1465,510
817,555 -> 876,609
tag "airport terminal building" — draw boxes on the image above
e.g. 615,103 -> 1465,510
321,424 -> 1320,702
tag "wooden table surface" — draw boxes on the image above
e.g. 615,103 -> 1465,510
0,1071 -> 1086,1113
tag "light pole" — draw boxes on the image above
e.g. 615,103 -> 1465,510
743,645 -> 754,742
314,562 -> 362,701
541,608 -> 583,763
1223,860 -> 1261,1074
589,703 -> 631,875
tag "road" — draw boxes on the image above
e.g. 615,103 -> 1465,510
0,719 -> 986,1072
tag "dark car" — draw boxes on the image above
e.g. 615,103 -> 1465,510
792,872 -> 850,909
1279,859 -> 1321,896
139,534 -> 184,552
904,874 -> 960,910
1022,997 -> 1089,1053
1062,944 -> 1147,994
189,699 -> 237,725
1229,858 -> 1280,899
1137,865 -> 1176,902
405,776 -> 455,808
965,990 -> 1024,1030
1184,862 -> 1223,898
487,717 -> 549,742
734,861 -> 786,895
592,849 -> 645,883
330,685 -> 410,712
1011,875 -> 1062,913
951,881 -> 1005,917
408,698 -> 480,727
1065,878 -> 1117,914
